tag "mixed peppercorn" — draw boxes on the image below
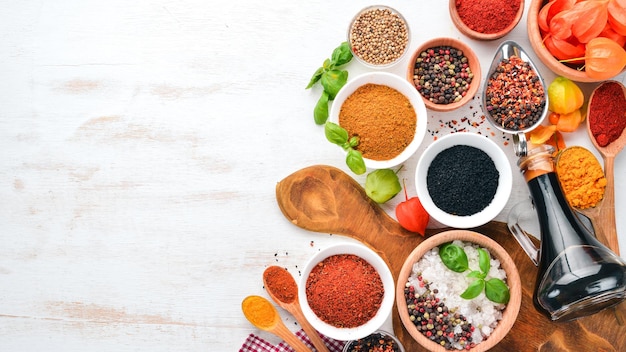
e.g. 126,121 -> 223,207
404,278 -> 477,350
344,332 -> 403,352
412,46 -> 474,105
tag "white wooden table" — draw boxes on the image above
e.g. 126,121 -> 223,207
1,1 -> 624,351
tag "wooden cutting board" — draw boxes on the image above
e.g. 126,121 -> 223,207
275,165 -> 626,352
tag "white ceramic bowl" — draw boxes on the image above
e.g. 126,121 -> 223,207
415,132 -> 512,228
348,5 -> 410,69
299,242 -> 395,341
329,72 -> 428,170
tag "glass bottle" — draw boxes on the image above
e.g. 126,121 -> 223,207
517,145 -> 626,321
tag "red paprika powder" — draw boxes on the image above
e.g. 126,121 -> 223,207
589,82 -> 626,147
456,0 -> 521,34
263,266 -> 297,304
305,254 -> 383,328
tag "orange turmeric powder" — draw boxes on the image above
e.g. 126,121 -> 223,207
555,146 -> 606,209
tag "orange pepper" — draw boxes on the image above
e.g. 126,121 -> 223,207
585,37 -> 626,79
556,109 -> 583,132
530,124 -> 558,145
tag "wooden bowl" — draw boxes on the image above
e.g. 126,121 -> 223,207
527,0 -> 625,82
450,0 -> 524,41
406,37 -> 481,112
396,230 -> 522,352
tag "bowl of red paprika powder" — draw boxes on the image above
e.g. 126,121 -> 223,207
298,242 -> 395,341
450,0 -> 524,41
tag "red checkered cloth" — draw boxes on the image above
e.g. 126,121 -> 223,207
239,329 -> 345,352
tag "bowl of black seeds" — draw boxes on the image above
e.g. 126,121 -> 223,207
415,132 -> 512,228
342,330 -> 405,352
348,5 -> 410,69
407,37 -> 481,112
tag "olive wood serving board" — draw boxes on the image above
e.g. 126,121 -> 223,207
275,165 -> 626,352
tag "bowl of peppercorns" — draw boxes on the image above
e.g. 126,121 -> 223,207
407,37 -> 481,112
342,330 -> 405,352
348,5 -> 410,69
396,230 -> 522,351
414,132 -> 512,228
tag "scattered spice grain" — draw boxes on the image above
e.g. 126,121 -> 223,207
427,144 -> 499,216
556,147 -> 606,209
412,46 -> 474,105
349,7 -> 409,66
305,254 -> 384,328
588,81 -> 626,147
339,83 -> 416,160
485,56 -> 546,131
456,0 -> 521,34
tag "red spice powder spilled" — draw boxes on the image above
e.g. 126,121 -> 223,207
305,254 -> 384,328
456,0 -> 521,34
589,82 -> 626,147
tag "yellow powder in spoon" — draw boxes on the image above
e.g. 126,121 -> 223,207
556,147 -> 606,209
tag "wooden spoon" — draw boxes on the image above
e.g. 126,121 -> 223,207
263,266 -> 329,352
242,295 -> 313,352
585,80 -> 626,256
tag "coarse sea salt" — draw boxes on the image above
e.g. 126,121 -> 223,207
407,240 -> 507,349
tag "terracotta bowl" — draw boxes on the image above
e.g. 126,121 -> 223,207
527,0 -> 625,82
396,230 -> 522,352
406,37 -> 481,112
450,0 -> 524,41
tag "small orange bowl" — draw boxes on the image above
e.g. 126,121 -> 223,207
527,0 -> 625,82
450,0 -> 524,41
406,37 -> 481,112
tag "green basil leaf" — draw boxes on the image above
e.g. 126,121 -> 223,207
467,270 -> 485,279
460,279 -> 485,300
478,248 -> 491,275
346,149 -> 366,175
348,136 -> 359,148
321,69 -> 348,100
439,243 -> 469,273
324,121 -> 348,145
331,42 -> 353,67
306,66 -> 325,89
485,278 -> 510,304
365,169 -> 401,203
314,91 -> 330,124
323,58 -> 332,71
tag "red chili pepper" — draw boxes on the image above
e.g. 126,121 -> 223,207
395,180 -> 429,236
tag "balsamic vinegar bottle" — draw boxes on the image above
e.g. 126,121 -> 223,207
518,145 -> 626,321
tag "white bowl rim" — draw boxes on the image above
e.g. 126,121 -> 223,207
415,132 -> 512,228
298,241 -> 395,341
329,71 -> 428,170
347,4 -> 411,69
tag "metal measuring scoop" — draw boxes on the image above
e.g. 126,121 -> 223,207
482,41 -> 550,157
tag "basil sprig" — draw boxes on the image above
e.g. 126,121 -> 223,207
324,122 -> 365,175
439,243 -> 511,304
306,42 -> 353,124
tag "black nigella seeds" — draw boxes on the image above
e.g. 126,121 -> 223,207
427,145 -> 499,216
